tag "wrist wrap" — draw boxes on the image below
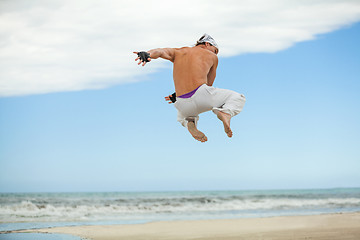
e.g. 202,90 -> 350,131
137,51 -> 150,62
169,92 -> 176,103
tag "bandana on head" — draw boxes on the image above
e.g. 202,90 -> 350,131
196,33 -> 219,50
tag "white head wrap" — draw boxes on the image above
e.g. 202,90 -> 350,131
196,33 -> 219,50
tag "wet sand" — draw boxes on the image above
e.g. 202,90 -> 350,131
27,212 -> 360,240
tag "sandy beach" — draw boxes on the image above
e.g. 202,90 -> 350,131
26,212 -> 360,240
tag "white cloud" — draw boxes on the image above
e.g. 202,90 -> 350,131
1,0 -> 360,97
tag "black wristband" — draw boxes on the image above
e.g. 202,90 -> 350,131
137,51 -> 150,62
169,92 -> 176,103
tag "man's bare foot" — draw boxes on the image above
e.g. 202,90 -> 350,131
217,111 -> 233,137
187,121 -> 208,142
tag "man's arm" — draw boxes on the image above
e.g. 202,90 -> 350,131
134,48 -> 175,66
148,48 -> 175,62
207,56 -> 218,86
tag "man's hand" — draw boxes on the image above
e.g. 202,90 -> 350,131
133,51 -> 151,66
165,92 -> 176,104
165,95 -> 173,104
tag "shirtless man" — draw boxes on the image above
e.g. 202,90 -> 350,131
134,34 -> 246,142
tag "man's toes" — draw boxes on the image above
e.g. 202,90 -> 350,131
195,134 -> 207,142
225,129 -> 232,137
194,136 -> 202,141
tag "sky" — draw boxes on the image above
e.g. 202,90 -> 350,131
0,0 -> 360,192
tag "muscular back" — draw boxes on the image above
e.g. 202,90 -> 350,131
173,47 -> 218,96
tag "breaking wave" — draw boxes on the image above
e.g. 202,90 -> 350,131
1,189 -> 360,222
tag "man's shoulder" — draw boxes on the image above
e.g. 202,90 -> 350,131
173,47 -> 194,57
174,46 -> 191,52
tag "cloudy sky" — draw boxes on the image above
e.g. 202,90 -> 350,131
0,0 -> 360,192
1,0 -> 360,97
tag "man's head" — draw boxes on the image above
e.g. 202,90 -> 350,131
196,33 -> 219,54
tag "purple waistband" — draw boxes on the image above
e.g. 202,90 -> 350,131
178,85 -> 202,98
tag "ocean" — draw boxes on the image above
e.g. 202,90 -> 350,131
1,188 -> 360,232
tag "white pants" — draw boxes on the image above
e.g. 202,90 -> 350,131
174,84 -> 246,128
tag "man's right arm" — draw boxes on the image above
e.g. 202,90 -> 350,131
148,48 -> 175,62
134,48 -> 175,66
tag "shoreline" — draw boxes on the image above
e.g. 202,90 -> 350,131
21,212 -> 360,240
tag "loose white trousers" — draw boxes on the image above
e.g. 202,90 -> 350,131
174,84 -> 246,128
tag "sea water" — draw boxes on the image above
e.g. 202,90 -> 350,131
1,188 -> 360,232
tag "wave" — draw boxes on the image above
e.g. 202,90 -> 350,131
1,195 -> 360,222
1,189 -> 360,222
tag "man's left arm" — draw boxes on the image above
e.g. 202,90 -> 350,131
207,56 -> 218,86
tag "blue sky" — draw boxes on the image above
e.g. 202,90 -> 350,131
1,1 -> 360,192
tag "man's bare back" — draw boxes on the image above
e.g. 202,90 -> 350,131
172,46 -> 218,96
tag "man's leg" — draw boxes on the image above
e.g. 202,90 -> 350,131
216,111 -> 232,137
187,120 -> 208,142
210,88 -> 246,137
177,112 -> 207,142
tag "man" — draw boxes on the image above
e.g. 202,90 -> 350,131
134,34 -> 246,142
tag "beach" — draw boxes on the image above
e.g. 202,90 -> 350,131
24,212 -> 359,240
1,189 -> 360,239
